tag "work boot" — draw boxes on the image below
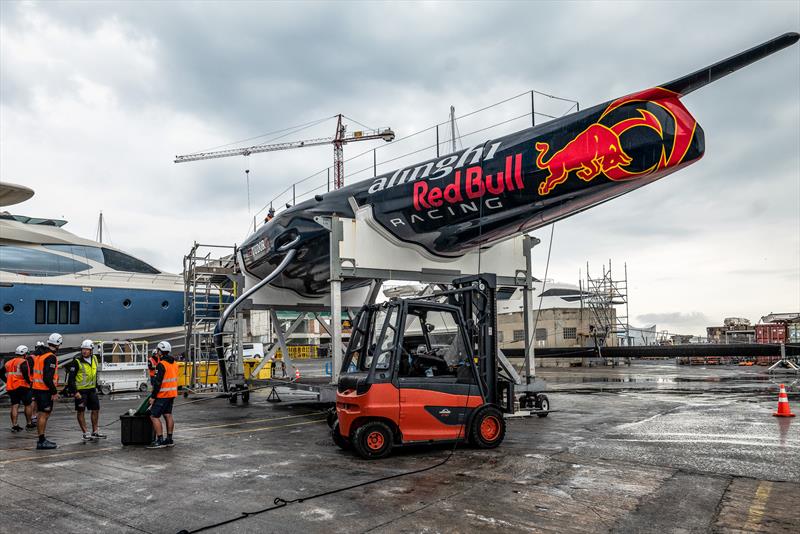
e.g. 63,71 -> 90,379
146,437 -> 166,449
91,431 -> 107,439
25,423 -> 36,431
164,437 -> 174,447
11,425 -> 22,432
36,439 -> 57,450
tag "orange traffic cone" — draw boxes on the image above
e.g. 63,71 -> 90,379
773,384 -> 796,417
294,368 -> 301,380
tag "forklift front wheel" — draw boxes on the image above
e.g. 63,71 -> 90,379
536,394 -> 550,418
352,421 -> 393,460
469,406 -> 506,449
332,421 -> 350,451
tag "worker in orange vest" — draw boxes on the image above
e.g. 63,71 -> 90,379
147,341 -> 177,448
1,345 -> 34,432
147,348 -> 160,387
32,333 -> 62,449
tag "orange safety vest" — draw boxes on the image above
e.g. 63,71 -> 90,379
32,351 -> 58,391
148,356 -> 160,378
4,357 -> 29,391
156,360 -> 178,398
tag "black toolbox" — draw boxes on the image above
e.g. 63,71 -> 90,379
120,413 -> 154,445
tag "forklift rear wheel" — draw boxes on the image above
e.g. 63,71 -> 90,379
229,394 -> 238,405
241,391 -> 250,404
469,406 -> 506,449
536,394 -> 550,418
352,421 -> 393,460
332,421 -> 350,450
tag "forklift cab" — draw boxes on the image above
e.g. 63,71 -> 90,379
334,280 -> 508,459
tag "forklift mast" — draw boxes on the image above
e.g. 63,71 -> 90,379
447,274 -> 501,406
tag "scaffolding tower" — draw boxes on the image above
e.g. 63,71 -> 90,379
183,243 -> 239,390
584,261 -> 630,364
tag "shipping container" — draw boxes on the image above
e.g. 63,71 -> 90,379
755,323 -> 787,344
788,323 -> 800,344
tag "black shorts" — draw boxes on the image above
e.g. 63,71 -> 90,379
32,390 -> 54,413
74,389 -> 100,411
9,387 -> 32,406
150,397 -> 174,417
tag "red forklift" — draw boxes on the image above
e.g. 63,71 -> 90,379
331,275 -> 549,459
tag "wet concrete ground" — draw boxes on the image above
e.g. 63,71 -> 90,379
1,360 -> 798,533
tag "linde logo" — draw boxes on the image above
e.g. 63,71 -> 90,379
368,142 -> 503,195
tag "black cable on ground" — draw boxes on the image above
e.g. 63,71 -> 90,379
177,358 -> 478,534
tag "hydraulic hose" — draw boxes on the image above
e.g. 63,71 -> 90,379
214,249 -> 297,392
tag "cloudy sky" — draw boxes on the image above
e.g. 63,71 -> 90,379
2,1 -> 798,336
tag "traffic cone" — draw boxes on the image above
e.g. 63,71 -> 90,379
294,368 -> 301,381
773,384 -> 796,417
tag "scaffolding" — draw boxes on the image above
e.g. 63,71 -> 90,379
583,261 -> 630,365
183,243 -> 240,390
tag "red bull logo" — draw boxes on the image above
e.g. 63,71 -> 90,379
535,87 -> 697,195
535,124 -> 634,195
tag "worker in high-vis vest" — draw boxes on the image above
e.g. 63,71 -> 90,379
32,333 -> 62,450
147,348 -> 160,386
0,345 -> 34,432
147,340 -> 177,448
65,340 -> 107,441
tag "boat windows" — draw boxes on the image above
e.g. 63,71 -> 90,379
35,299 -> 80,325
0,245 -> 92,276
100,247 -> 160,274
47,300 -> 57,324
43,244 -> 105,264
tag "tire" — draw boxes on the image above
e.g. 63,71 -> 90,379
326,408 -> 338,429
331,421 -> 350,450
536,394 -> 550,418
138,382 -> 149,393
351,420 -> 393,460
241,391 -> 250,404
99,384 -> 112,396
229,394 -> 238,405
469,405 -> 506,449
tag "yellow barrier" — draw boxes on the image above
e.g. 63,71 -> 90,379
243,358 -> 272,379
177,361 -> 219,387
274,345 -> 319,359
177,359 -> 273,387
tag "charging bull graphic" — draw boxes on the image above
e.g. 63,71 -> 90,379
234,33 -> 798,298
536,87 -> 696,195
535,123 -> 633,195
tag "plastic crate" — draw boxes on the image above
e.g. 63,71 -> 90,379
120,413 -> 154,445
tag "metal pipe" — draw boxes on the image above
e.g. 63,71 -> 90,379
214,249 -> 297,391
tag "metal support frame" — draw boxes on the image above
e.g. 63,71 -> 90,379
768,343 -> 800,373
248,312 -> 306,379
521,235 -> 541,384
329,215 -> 344,383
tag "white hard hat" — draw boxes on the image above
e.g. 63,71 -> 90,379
157,340 -> 171,353
15,345 -> 28,355
47,333 -> 63,347
80,339 -> 93,350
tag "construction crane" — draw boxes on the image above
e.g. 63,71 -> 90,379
174,114 -> 394,190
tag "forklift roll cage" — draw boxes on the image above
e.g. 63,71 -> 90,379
339,275 -> 506,409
